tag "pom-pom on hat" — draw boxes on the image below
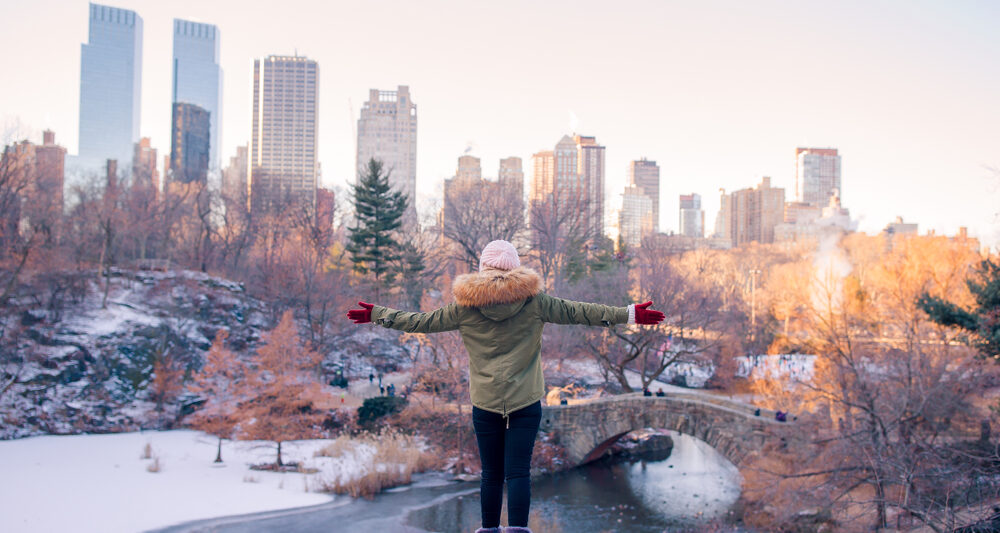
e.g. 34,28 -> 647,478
479,240 -> 521,272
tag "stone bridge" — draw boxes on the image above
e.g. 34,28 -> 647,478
539,392 -> 783,468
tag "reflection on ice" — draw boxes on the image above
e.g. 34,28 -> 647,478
406,430 -> 743,533
627,432 -> 742,521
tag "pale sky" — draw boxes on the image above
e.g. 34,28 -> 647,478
2,0 -> 998,246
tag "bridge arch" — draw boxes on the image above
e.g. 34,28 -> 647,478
539,392 -> 781,468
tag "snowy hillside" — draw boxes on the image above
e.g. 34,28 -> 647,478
0,268 -> 413,440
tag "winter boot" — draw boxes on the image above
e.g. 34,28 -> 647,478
474,528 -> 502,533
505,528 -> 533,533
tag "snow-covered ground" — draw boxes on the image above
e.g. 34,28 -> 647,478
0,430 -> 374,533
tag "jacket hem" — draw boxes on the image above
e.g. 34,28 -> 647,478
471,392 -> 545,416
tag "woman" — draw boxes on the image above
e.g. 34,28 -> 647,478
347,240 -> 665,533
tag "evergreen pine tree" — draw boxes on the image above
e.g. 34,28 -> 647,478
347,159 -> 409,290
919,257 -> 1000,362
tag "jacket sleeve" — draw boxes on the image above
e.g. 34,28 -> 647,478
537,293 -> 630,327
370,303 -> 462,333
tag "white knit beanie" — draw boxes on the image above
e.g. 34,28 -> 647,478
479,240 -> 520,271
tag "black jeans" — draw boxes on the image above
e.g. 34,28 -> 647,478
472,401 -> 541,528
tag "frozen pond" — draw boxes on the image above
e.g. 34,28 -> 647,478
407,431 -> 743,532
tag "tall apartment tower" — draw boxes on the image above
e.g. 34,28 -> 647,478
796,147 -> 841,206
629,159 -> 660,233
455,155 -> 482,184
498,157 -> 523,193
222,145 -> 248,200
172,19 -> 222,172
575,135 -> 606,241
169,103 -> 210,184
721,177 -> 785,246
529,135 -> 606,243
619,185 -> 654,250
356,86 -> 417,225
530,150 -> 554,203
78,3 -> 143,171
679,193 -> 704,238
249,55 -> 319,211
132,137 -> 159,190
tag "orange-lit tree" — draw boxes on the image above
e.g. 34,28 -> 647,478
238,311 -> 328,467
189,330 -> 243,463
743,234 -> 997,531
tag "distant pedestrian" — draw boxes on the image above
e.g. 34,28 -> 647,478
369,373 -> 374,384
754,408 -> 761,417
775,410 -> 787,422
340,392 -> 345,404
379,385 -> 385,396
643,388 -> 653,397
655,388 -> 665,397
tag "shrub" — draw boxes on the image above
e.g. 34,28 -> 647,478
316,427 -> 439,498
357,396 -> 408,429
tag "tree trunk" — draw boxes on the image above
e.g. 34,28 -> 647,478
214,436 -> 223,463
276,441 -> 283,467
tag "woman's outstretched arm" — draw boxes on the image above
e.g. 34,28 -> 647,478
536,294 -> 664,327
347,301 -> 462,333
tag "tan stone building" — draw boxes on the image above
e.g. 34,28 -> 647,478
718,177 -> 785,247
356,85 -> 417,225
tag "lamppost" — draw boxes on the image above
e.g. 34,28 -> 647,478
749,269 -> 761,343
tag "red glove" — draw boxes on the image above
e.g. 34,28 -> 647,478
635,301 -> 665,325
347,301 -> 374,324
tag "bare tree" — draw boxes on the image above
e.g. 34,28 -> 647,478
568,246 -> 734,392
742,234 -> 999,532
442,179 -> 524,271
527,186 -> 597,289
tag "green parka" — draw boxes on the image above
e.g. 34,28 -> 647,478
370,267 -> 632,417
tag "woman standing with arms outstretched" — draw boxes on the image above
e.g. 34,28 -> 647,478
347,240 -> 665,533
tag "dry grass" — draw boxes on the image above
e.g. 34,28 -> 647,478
242,474 -> 259,483
140,442 -> 153,460
315,428 -> 440,499
146,456 -> 161,473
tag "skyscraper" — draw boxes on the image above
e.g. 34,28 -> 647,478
629,159 -> 660,233
132,137 -> 159,190
222,145 -> 248,200
172,19 -> 222,172
169,103 -> 210,184
356,86 -> 417,225
795,147 -> 841,206
529,135 -> 606,243
78,3 -> 143,171
575,135 -> 606,241
249,55 -> 319,211
679,193 -> 704,238
498,157 -> 523,193
530,150 -> 554,203
619,185 -> 654,249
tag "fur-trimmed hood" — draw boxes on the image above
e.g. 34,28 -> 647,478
453,266 -> 543,308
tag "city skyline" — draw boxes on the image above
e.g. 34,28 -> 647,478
1,0 -> 998,245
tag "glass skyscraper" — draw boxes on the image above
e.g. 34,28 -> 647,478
78,3 -> 143,172
170,103 -> 211,184
172,19 -> 222,173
